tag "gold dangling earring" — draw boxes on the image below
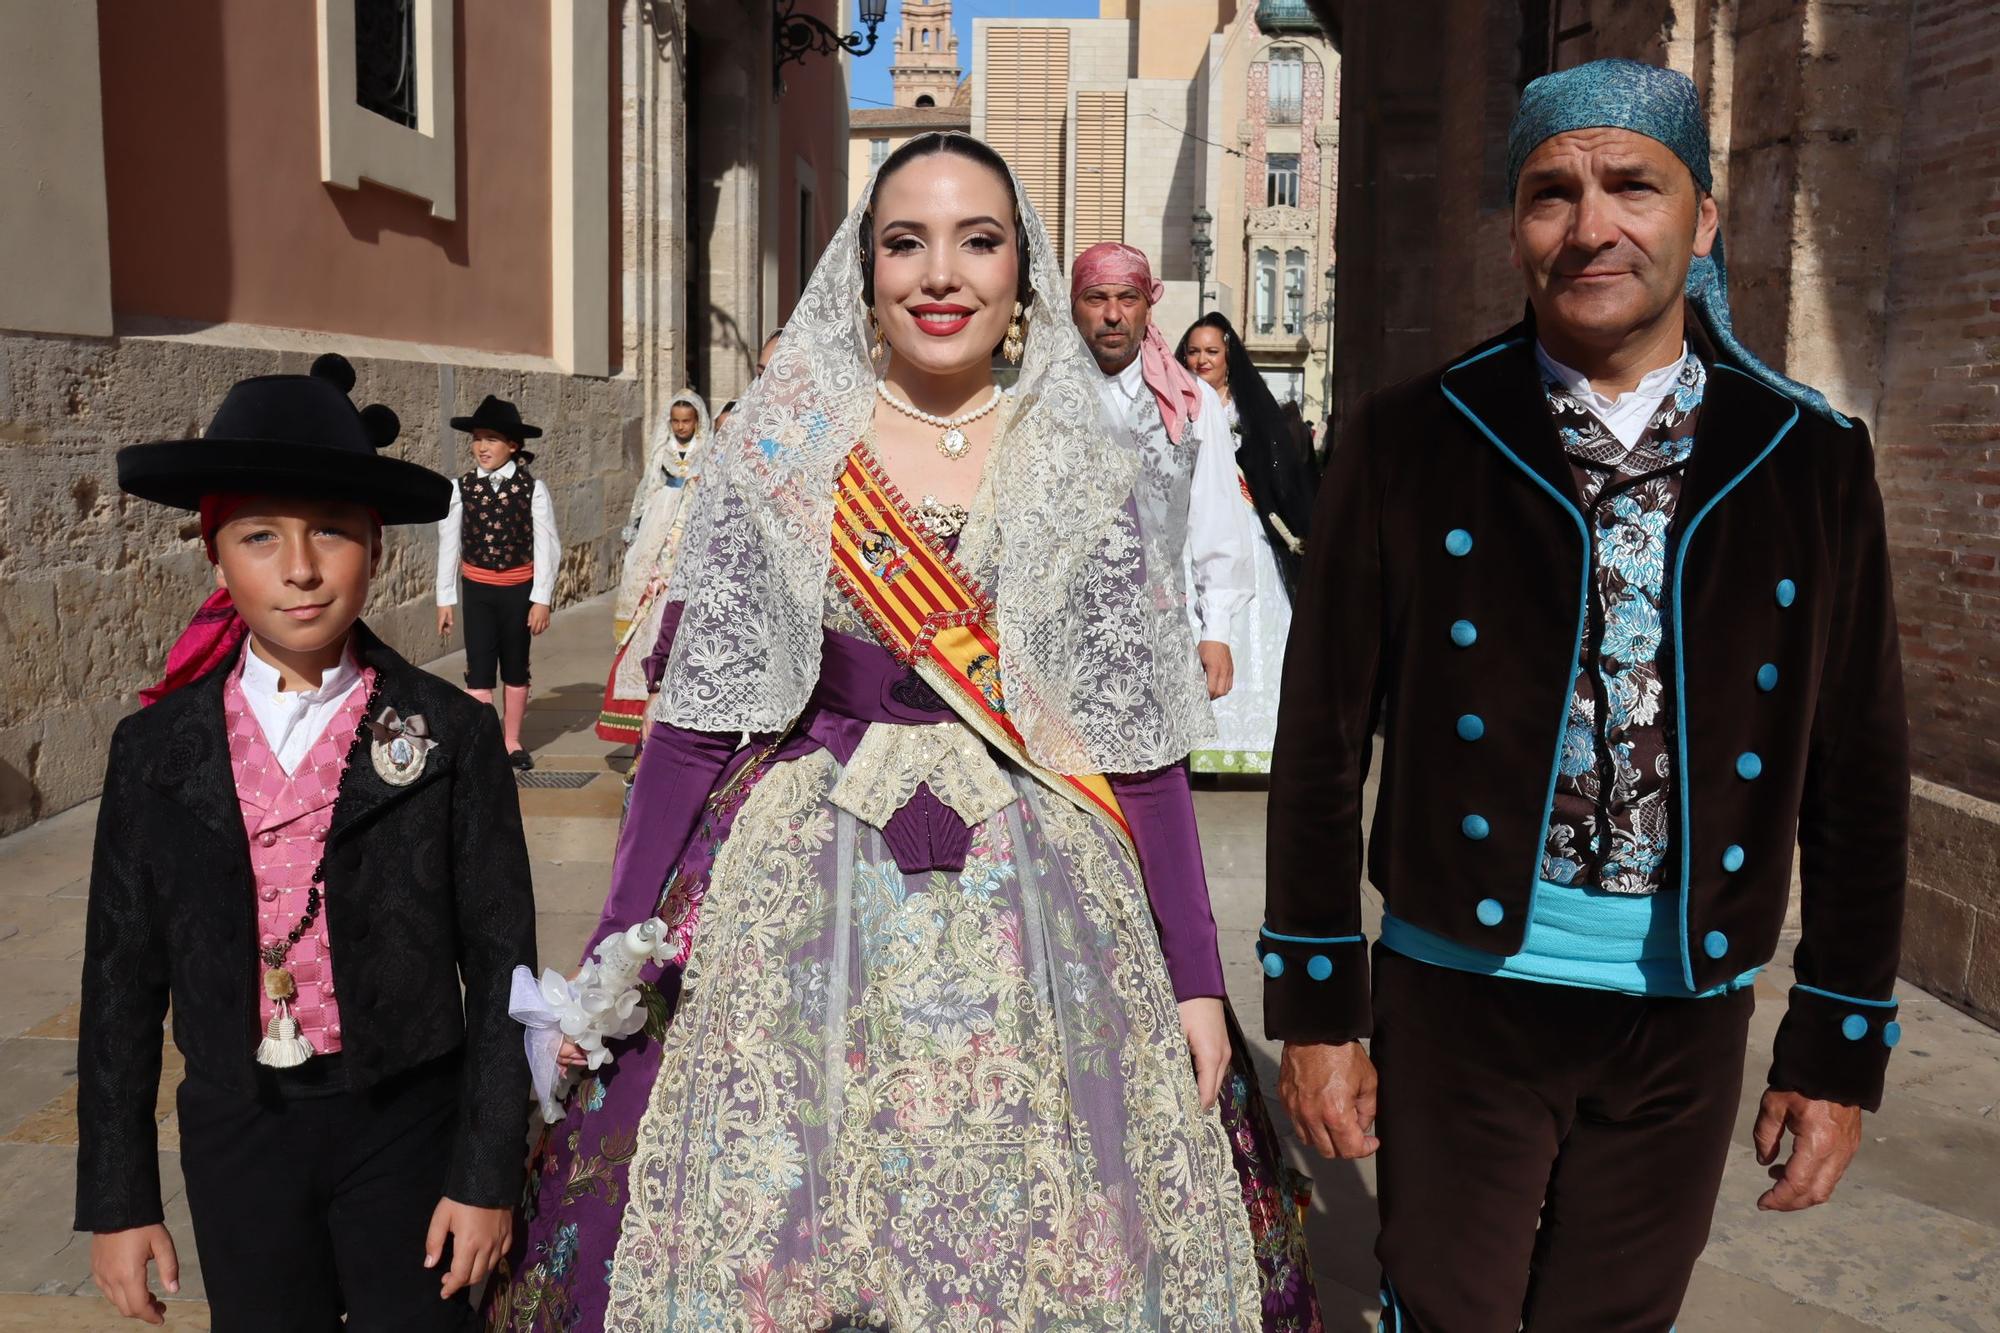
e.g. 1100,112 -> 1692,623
869,310 -> 889,367
1003,302 -> 1025,365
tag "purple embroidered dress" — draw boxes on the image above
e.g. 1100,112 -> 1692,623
486,577 -> 1270,1329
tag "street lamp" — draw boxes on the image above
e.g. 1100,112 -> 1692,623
1320,264 -> 1335,414
1190,207 -> 1214,318
775,0 -> 888,87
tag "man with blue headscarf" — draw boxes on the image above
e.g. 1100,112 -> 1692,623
1259,58 -> 1909,1329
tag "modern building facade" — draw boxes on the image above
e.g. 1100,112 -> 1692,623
0,0 -> 848,834
968,0 -> 1340,414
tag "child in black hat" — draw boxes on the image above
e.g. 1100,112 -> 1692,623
80,355 -> 537,1330
434,395 -> 560,771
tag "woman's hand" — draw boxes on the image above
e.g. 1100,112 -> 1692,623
557,1037 -> 590,1070
89,1224 -> 179,1324
1178,996 -> 1231,1110
425,1198 -> 514,1299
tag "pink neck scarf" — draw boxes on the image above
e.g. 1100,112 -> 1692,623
1071,242 -> 1204,444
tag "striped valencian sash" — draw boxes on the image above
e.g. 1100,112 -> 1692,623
828,446 -> 1134,852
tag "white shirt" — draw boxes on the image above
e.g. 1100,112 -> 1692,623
435,459 -> 562,607
1097,357 -> 1256,645
1534,342 -> 1691,449
237,640 -> 366,776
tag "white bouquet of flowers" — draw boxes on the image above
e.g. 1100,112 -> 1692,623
508,919 -> 676,1123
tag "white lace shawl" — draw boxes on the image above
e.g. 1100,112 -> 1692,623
653,154 -> 1212,775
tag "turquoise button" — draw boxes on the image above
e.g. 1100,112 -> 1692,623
1445,528 -> 1474,557
1461,814 -> 1490,840
1476,898 -> 1504,927
1456,714 -> 1485,741
1450,619 -> 1478,648
1776,579 -> 1797,607
1757,663 -> 1779,692
1703,930 -> 1729,959
1883,1021 -> 1902,1048
1841,1013 -> 1869,1041
1721,844 -> 1746,873
1307,954 -> 1333,981
1737,752 -> 1763,781
1262,952 -> 1286,979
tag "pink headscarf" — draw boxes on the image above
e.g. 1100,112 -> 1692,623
1071,242 -> 1205,444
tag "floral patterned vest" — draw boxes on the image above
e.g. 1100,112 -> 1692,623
1540,357 -> 1707,895
460,466 -> 537,571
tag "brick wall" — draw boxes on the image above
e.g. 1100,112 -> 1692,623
1876,0 -> 2000,802
1873,0 -> 2000,1020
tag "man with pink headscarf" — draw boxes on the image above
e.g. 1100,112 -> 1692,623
1072,242 -> 1255,699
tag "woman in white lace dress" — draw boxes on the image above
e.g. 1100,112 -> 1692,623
1176,315 -> 1319,776
487,133 -> 1260,1332
598,390 -> 710,745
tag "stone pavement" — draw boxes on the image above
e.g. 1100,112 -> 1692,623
0,595 -> 1995,1330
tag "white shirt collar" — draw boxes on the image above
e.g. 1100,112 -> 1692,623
239,637 -> 362,704
475,458 -> 519,482
1107,355 -> 1148,398
1534,341 -> 1689,414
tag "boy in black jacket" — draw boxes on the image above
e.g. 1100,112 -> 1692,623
77,355 -> 537,1330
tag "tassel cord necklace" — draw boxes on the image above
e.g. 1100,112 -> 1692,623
255,673 -> 383,1069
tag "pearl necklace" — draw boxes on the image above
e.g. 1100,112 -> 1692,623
875,381 -> 1001,461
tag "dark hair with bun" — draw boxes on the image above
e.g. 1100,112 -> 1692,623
859,133 -> 1033,311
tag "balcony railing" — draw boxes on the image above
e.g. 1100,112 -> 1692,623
1255,0 -> 1321,35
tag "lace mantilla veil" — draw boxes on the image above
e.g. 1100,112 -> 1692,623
654,146 -> 1212,774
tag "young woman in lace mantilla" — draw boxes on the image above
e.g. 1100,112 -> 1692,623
483,134 -> 1261,1331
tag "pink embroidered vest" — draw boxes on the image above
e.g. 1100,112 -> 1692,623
224,665 -> 374,1056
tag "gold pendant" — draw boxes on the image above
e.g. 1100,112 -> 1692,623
263,967 -> 296,1002
937,426 -> 970,460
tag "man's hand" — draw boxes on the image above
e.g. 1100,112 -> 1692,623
436,605 -> 454,638
1280,1039 -> 1379,1159
90,1224 -> 179,1325
425,1198 -> 513,1299
1197,640 -> 1234,699
527,603 -> 552,636
1752,1088 -> 1863,1212
1178,996 -> 1231,1111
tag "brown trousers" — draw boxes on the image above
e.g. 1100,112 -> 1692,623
1371,943 -> 1754,1332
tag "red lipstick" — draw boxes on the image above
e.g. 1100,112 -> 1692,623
909,303 -> 974,337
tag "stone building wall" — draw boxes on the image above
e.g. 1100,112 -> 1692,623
1317,0 -> 2000,1025
0,332 -> 645,834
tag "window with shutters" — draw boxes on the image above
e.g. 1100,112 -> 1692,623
982,28 -> 1070,257
1266,153 -> 1300,208
1254,248 -> 1279,334
1073,90 -> 1127,259
869,138 -> 890,172
1266,49 -> 1303,125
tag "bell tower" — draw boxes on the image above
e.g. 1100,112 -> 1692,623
889,0 -> 961,108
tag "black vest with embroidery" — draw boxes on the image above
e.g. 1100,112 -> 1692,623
459,467 -> 536,571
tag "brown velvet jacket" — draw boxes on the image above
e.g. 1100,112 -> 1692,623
1263,318 -> 1910,1110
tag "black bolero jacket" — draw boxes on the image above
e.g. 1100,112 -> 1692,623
74,625 -> 538,1232
1263,318 -> 1910,1111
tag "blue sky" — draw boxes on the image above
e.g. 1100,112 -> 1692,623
848,0 -> 1102,108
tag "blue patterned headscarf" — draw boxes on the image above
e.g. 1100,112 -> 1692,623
1507,58 -> 1846,425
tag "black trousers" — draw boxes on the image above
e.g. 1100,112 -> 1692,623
460,578 -> 532,689
1371,943 -> 1754,1333
177,1055 -> 476,1333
